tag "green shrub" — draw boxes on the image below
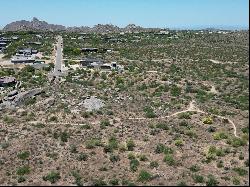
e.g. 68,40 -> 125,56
164,154 -> 175,166
130,159 -> 140,172
192,174 -> 204,183
71,170 -> 83,186
206,174 -> 218,186
17,176 -> 26,183
150,161 -> 159,169
110,154 -> 120,163
202,116 -> 213,124
3,116 -> 14,124
100,119 -> 110,129
109,178 -> 119,185
143,106 -> 157,118
185,130 -> 198,139
22,65 -> 35,73
178,112 -> 192,119
92,178 -> 107,186
244,159 -> 249,167
0,142 -> 9,149
213,132 -> 228,140
24,97 -> 36,106
189,165 -> 200,172
43,171 -> 61,184
155,143 -> 173,154
16,166 -> 30,175
138,170 -> 152,183
126,139 -> 135,151
155,123 -> 169,130
227,137 -> 247,147
77,153 -> 88,161
170,85 -> 182,97
70,144 -> 78,153
80,124 -> 91,129
139,154 -> 148,161
17,151 -> 30,160
233,167 -> 248,176
215,148 -> 225,157
241,126 -> 249,134
232,177 -> 240,185
60,131 -> 70,142
177,181 -> 187,186
85,138 -> 102,149
128,153 -> 136,160
108,136 -> 119,150
81,111 -> 91,118
216,160 -> 224,168
49,116 -> 58,122
174,139 -> 184,146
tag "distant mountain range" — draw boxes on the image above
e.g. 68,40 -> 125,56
3,17 -> 162,33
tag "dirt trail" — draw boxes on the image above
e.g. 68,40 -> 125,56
209,59 -> 238,65
128,100 -> 239,138
29,121 -> 89,126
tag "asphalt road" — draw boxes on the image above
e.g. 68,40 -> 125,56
54,36 -> 63,76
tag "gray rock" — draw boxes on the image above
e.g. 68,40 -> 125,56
83,96 -> 105,111
14,88 -> 44,106
7,90 -> 18,97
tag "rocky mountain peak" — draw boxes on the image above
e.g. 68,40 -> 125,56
3,18 -> 161,33
32,17 -> 40,22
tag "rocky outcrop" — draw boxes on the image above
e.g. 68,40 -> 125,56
3,17 -> 66,32
0,88 -> 44,110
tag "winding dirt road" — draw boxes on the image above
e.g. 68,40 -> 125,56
128,100 -> 239,138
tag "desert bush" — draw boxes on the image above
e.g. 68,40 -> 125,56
138,170 -> 152,183
155,143 -> 173,154
202,116 -> 213,124
227,137 -> 247,147
17,151 -> 30,160
126,139 -> 135,151
71,170 -> 83,186
110,154 -> 120,163
43,171 -> 61,184
206,174 -> 218,186
77,153 -> 88,161
16,166 -> 30,176
213,132 -> 228,140
233,167 -> 248,176
175,139 -> 184,146
139,154 -> 148,161
189,165 -> 200,172
143,106 -> 157,118
100,119 -> 111,129
164,154 -> 175,166
150,161 -> 159,169
192,174 -> 204,183
130,159 -> 140,172
85,138 -> 102,149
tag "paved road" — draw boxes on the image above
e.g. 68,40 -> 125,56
53,36 -> 63,76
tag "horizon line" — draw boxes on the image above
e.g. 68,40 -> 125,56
0,18 -> 249,31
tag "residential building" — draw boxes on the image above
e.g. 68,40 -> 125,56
11,55 -> 36,64
80,58 -> 104,68
81,48 -> 98,53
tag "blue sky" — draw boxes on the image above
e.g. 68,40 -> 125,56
0,0 -> 249,29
